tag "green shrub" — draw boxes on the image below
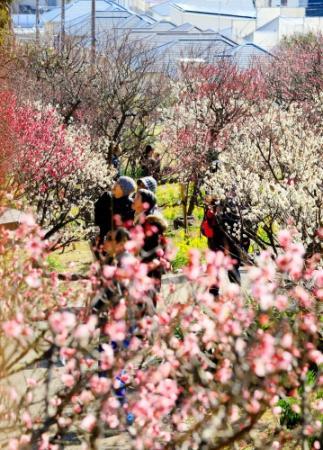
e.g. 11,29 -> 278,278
277,370 -> 319,430
174,325 -> 184,340
277,397 -> 301,429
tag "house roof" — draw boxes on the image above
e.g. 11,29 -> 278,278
116,14 -> 152,28
172,0 -> 256,19
67,11 -> 131,35
35,0 -> 270,74
153,37 -> 233,62
171,22 -> 202,32
148,1 -> 173,17
228,42 -> 271,68
41,0 -> 122,24
142,30 -> 235,49
149,20 -> 176,30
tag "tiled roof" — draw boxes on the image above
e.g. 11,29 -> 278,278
228,43 -> 271,68
171,22 -> 202,32
118,14 -> 152,28
149,20 -> 176,30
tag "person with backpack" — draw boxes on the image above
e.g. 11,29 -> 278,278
94,176 -> 136,252
201,196 -> 250,296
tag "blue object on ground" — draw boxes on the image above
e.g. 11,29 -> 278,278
126,413 -> 135,425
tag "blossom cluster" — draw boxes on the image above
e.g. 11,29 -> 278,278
1,217 -> 321,450
1,90 -> 115,247
203,99 -> 323,253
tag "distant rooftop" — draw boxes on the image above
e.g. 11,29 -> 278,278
41,0 -> 125,24
148,0 -> 172,17
13,0 -> 270,71
172,0 -> 256,19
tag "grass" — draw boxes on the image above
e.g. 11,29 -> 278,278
156,183 -> 182,207
156,183 -> 207,270
169,227 -> 207,271
50,241 -> 93,274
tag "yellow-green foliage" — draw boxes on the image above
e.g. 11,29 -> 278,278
156,183 -> 207,269
156,183 -> 181,206
249,221 -> 279,253
170,228 -> 207,271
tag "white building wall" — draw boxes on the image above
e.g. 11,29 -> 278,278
304,16 -> 323,32
169,7 -> 231,29
252,14 -> 323,50
278,17 -> 304,38
253,29 -> 278,47
126,0 -> 165,11
256,7 -> 280,26
256,6 -> 304,28
280,6 -> 305,16
256,0 -> 305,5
231,18 -> 257,42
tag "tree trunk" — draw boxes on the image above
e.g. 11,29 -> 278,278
187,180 -> 199,216
180,182 -> 189,235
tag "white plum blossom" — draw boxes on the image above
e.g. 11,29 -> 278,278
203,99 -> 323,254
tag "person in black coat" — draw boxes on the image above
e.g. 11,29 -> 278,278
140,145 -> 161,180
201,196 -> 250,296
94,176 -> 136,248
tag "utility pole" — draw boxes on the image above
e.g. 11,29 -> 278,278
35,0 -> 40,44
91,0 -> 96,64
60,0 -> 65,52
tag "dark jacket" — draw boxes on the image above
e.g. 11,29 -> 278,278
94,192 -> 134,242
201,202 -> 249,266
139,213 -> 168,280
141,157 -> 161,180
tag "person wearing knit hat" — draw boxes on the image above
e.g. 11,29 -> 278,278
137,176 -> 157,193
114,176 -> 136,198
94,176 -> 136,251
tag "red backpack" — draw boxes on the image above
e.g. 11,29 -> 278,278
201,207 -> 216,239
